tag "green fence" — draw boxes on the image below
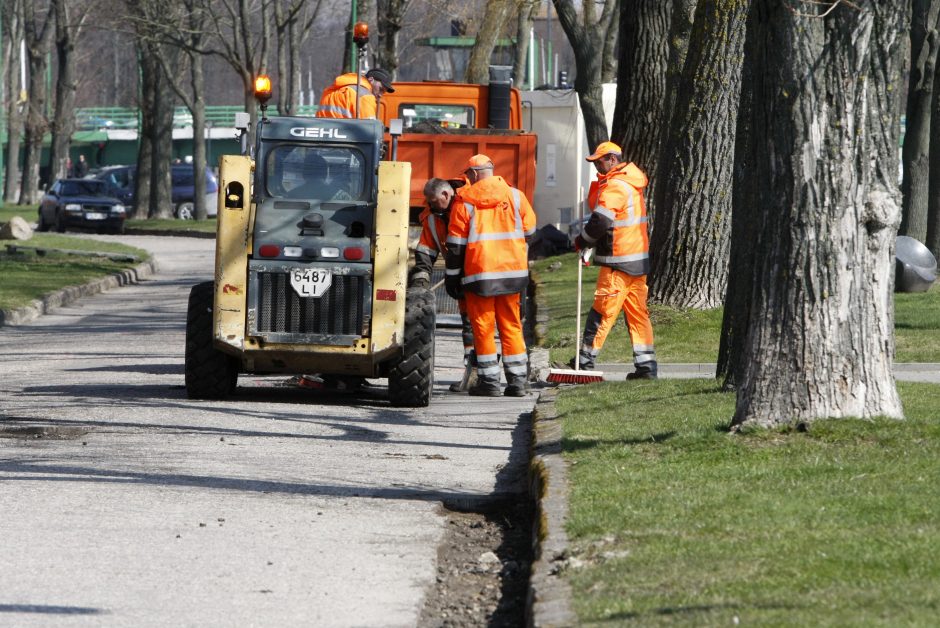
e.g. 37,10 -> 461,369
75,105 -> 320,131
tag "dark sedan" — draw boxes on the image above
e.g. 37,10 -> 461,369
38,179 -> 127,234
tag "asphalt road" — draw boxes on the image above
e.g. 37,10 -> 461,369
0,236 -> 536,626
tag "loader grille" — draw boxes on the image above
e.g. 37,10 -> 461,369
252,270 -> 368,339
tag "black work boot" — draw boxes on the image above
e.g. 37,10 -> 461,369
468,371 -> 502,397
503,372 -> 530,397
566,353 -> 594,370
626,366 -> 657,380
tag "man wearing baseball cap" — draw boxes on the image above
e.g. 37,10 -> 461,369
445,154 -> 537,397
317,68 -> 395,119
571,141 -> 657,380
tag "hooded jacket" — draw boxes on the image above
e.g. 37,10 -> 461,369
445,176 -> 536,296
316,73 -> 376,119
580,161 -> 650,276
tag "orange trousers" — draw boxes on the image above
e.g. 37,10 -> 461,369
581,266 -> 656,369
464,292 -> 527,382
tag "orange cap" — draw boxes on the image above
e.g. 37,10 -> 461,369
586,141 -> 622,162
465,154 -> 494,171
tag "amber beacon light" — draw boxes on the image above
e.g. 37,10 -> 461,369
353,22 -> 369,46
254,74 -> 273,104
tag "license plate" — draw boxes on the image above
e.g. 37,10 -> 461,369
85,212 -> 107,220
290,267 -> 332,298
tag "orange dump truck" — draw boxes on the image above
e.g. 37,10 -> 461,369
376,79 -> 537,221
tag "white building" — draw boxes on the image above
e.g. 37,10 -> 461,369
521,84 -> 617,230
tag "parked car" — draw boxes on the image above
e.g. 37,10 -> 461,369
94,164 -> 219,219
38,179 -> 127,234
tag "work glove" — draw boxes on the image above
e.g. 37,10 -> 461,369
445,275 -> 464,300
574,235 -> 586,252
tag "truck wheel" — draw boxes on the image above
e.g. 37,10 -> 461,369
388,287 -> 435,407
185,281 -> 238,399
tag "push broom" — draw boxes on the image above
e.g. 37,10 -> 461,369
547,191 -> 604,385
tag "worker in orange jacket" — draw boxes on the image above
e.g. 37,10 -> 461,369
572,141 -> 657,379
413,177 -> 476,392
446,155 -> 536,397
316,68 -> 394,119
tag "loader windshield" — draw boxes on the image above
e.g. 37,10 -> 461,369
266,145 -> 366,202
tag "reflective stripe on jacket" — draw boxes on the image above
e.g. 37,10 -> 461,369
413,207 -> 449,283
445,176 -> 536,296
316,73 -> 376,119
581,161 -> 650,276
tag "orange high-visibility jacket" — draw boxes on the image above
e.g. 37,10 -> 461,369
316,73 -> 376,119
445,176 -> 536,296
581,162 -> 650,276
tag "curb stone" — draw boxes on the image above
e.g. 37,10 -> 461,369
125,228 -> 215,239
0,259 -> 158,327
527,387 -> 577,627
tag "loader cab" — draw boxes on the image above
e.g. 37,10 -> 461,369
251,117 -> 384,263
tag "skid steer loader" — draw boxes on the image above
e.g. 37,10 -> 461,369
184,80 -> 435,407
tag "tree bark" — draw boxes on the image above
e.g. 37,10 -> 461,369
3,0 -> 25,203
48,0 -> 88,183
601,0 -> 620,83
133,43 -> 155,220
729,0 -> 905,429
18,1 -> 55,204
610,0 -> 674,176
149,51 -> 175,220
928,4 -> 940,259
899,0 -> 940,242
375,0 -> 410,79
553,0 -> 618,149
648,0 -> 748,310
465,0 -> 515,84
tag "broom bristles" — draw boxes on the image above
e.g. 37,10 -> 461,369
546,368 -> 605,384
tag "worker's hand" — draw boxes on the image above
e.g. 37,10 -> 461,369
579,246 -> 593,267
574,235 -> 585,252
445,276 -> 463,300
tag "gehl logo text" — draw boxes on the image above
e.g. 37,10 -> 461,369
290,127 -> 349,139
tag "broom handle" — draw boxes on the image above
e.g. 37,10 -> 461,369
575,186 -> 584,372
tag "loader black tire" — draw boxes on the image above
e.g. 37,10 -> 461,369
185,281 -> 238,400
388,287 -> 435,407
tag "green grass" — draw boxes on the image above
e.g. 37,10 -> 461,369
0,204 -> 38,225
532,254 -> 940,363
1,204 -> 150,310
126,217 -> 217,233
557,380 -> 940,626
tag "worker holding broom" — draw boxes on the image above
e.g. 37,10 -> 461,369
412,177 -> 476,392
570,141 -> 657,380
445,155 -> 536,397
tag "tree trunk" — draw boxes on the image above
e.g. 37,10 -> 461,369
648,0 -> 748,309
3,0 -> 25,203
610,0 -> 674,175
465,0 -> 515,84
48,0 -> 84,183
190,52 -> 208,220
600,0 -> 620,83
899,0 -> 940,242
376,0 -> 409,79
149,47 -> 175,219
133,44 -> 154,220
553,0 -> 617,149
19,2 -> 55,204
729,1 -> 905,429
928,5 -> 940,259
